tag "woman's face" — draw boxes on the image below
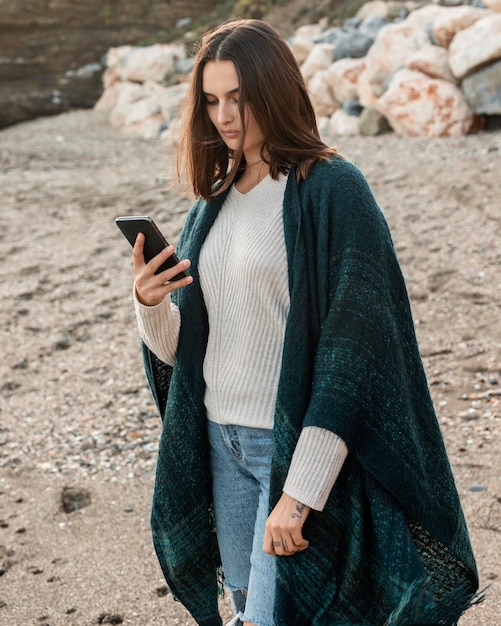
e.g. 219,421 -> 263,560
202,60 -> 265,160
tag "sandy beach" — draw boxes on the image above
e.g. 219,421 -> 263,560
0,109 -> 500,625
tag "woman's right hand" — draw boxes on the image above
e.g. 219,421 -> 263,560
133,232 -> 193,306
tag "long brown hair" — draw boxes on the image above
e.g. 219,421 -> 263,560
178,18 -> 339,200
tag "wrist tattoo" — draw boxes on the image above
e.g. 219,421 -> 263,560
291,502 -> 306,519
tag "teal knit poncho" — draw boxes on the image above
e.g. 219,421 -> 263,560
143,157 -> 478,625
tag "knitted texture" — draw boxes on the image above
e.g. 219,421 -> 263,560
143,157 -> 478,625
199,174 -> 289,429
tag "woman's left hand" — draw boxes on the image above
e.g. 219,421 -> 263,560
263,493 -> 311,556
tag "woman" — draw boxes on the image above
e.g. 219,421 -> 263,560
131,18 -> 478,626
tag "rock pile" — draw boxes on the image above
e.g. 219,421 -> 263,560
302,1 -> 501,136
95,0 -> 501,137
95,43 -> 190,140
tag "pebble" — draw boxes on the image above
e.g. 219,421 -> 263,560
61,486 -> 92,513
459,409 -> 480,420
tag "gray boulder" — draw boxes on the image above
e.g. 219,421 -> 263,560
333,30 -> 375,61
462,59 -> 501,114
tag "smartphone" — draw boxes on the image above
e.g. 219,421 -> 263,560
115,215 -> 189,281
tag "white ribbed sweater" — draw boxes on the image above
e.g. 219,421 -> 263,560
135,174 -> 348,510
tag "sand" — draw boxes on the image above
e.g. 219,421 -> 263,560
0,110 -> 500,625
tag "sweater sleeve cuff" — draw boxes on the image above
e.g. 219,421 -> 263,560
283,426 -> 348,512
133,285 -> 180,366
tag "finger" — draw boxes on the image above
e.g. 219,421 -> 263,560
277,534 -> 309,557
269,537 -> 292,556
271,539 -> 284,556
157,257 -> 192,285
290,529 -> 309,551
263,528 -> 276,556
282,536 -> 299,554
132,232 -> 146,269
163,272 -> 193,295
145,267 -> 193,305
148,244 -> 176,275
292,538 -> 309,551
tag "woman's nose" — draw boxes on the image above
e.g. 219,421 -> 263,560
218,101 -> 233,125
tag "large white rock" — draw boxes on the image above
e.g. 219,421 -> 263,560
432,6 -> 489,48
300,44 -> 335,82
109,81 -> 167,129
100,46 -> 134,89
327,57 -> 367,104
405,4 -> 446,30
449,14 -> 501,79
328,109 -> 361,136
101,67 -> 118,90
308,69 -> 339,117
94,83 -> 120,112
365,22 -> 429,96
158,82 -> 189,124
295,21 -> 327,39
357,69 -> 379,108
290,36 -> 315,65
356,0 -> 390,20
406,43 -> 457,83
105,45 -> 133,69
376,68 -> 476,136
290,21 -> 327,64
115,43 -> 186,84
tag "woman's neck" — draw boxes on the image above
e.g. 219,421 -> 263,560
235,156 -> 270,194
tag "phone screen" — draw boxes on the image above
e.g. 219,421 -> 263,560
115,215 -> 188,281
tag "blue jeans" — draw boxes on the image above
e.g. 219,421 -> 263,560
207,421 -> 276,626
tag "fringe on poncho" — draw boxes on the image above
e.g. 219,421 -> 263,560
143,157 -> 479,625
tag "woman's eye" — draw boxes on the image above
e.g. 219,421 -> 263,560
205,97 -> 238,106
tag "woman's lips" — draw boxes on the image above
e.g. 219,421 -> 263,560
222,130 -> 239,139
